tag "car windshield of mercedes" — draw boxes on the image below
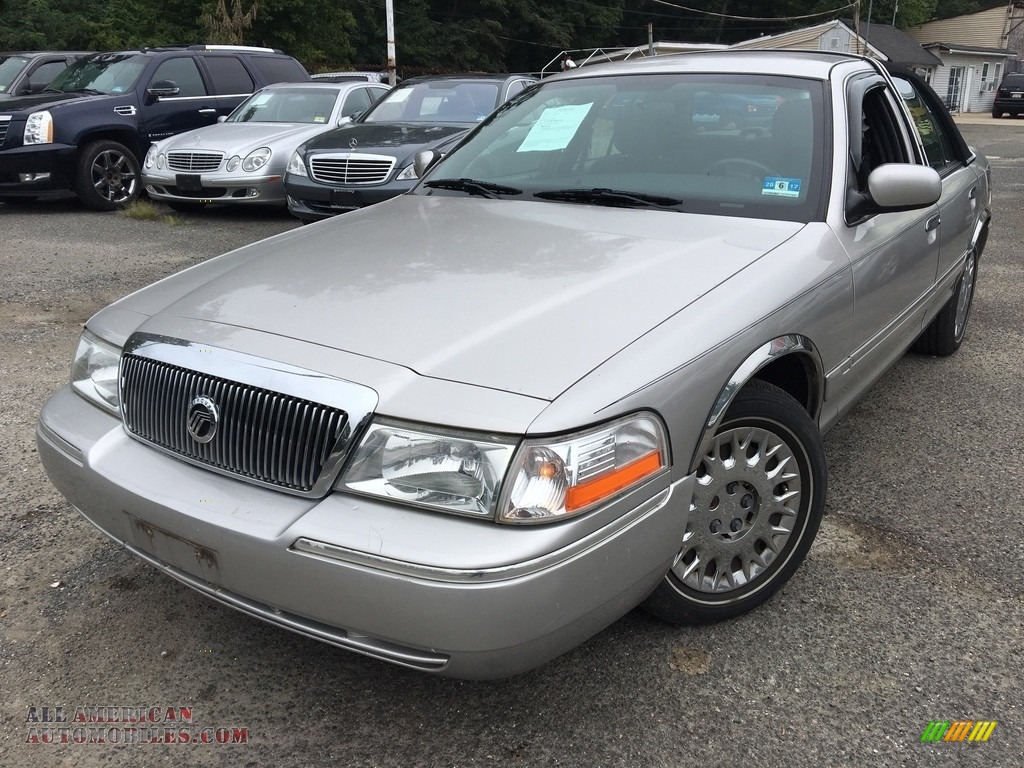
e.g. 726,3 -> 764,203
417,73 -> 825,222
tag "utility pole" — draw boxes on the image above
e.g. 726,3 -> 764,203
386,0 -> 397,86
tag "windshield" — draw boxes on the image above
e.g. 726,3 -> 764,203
46,53 -> 148,95
0,56 -> 29,92
363,80 -> 499,124
421,73 -> 827,223
228,87 -> 341,123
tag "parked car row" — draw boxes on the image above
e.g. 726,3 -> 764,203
0,45 -> 536,220
37,50 -> 991,678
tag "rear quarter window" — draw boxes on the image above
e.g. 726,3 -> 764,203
248,56 -> 309,85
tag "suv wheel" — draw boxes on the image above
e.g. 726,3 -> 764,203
74,141 -> 141,211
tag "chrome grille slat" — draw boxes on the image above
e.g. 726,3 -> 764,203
167,151 -> 223,173
121,355 -> 349,493
309,155 -> 395,185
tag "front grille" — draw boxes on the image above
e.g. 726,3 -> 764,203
310,154 -> 395,185
167,151 -> 223,172
0,116 -> 10,146
120,355 -> 350,493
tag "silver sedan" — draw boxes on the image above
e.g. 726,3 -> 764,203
142,81 -> 388,211
39,51 -> 990,679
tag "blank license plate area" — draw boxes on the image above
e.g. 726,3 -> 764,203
128,514 -> 220,583
175,174 -> 203,192
330,189 -> 361,208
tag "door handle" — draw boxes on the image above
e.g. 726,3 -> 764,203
198,108 -> 217,115
968,186 -> 977,200
925,214 -> 941,232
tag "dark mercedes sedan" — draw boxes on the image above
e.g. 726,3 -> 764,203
284,74 -> 535,221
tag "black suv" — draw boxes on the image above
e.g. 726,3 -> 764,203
0,45 -> 308,210
992,72 -> 1024,118
0,52 -> 91,99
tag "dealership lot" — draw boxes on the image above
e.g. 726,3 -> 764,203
1,122 -> 1022,766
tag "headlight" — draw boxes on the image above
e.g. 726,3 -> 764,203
144,145 -> 158,169
339,420 -> 515,517
226,155 -> 241,172
242,147 -> 271,172
338,412 -> 668,523
70,331 -> 121,414
499,413 -> 668,524
286,150 -> 307,177
396,163 -> 418,181
24,111 -> 53,145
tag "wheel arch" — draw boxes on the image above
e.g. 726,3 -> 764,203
689,334 -> 823,473
74,130 -> 146,165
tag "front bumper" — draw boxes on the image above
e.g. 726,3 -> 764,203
38,386 -> 693,679
143,170 -> 286,206
284,174 -> 413,221
0,143 -> 76,194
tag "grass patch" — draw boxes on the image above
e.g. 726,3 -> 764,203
118,199 -> 179,224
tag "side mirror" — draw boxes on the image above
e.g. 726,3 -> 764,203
336,115 -> 354,126
413,149 -> 442,179
146,80 -> 180,102
216,115 -> 228,123
847,163 -> 941,222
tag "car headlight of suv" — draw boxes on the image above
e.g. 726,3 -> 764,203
286,150 -> 307,177
70,331 -> 121,415
24,111 -> 53,145
338,412 -> 668,523
242,147 -> 271,172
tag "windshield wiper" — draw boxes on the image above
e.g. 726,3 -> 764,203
423,178 -> 523,198
534,188 -> 684,209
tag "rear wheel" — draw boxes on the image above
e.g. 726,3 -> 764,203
74,140 -> 141,211
992,108 -> 1002,118
913,248 -> 978,356
644,380 -> 826,624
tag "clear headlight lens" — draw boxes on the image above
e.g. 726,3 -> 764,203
24,111 -> 53,145
396,163 -> 418,181
498,413 -> 668,524
226,155 -> 241,172
242,147 -> 271,172
338,412 -> 668,523
339,420 -> 515,517
285,150 -> 307,177
144,145 -> 158,169
70,331 -> 121,414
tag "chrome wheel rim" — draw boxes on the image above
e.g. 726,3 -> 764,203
91,150 -> 137,204
672,424 -> 803,595
953,252 -> 976,340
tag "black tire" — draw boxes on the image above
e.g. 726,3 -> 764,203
166,201 -> 208,213
643,380 -> 826,624
913,248 -> 978,357
74,140 -> 141,211
992,108 -> 1002,118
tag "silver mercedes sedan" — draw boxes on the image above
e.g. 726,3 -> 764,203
142,80 -> 389,211
38,51 -> 990,679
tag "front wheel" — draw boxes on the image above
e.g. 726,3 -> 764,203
74,140 -> 141,211
913,248 -> 978,357
643,380 -> 826,624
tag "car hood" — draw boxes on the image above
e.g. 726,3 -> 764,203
158,122 -> 328,153
129,195 -> 803,400
303,122 -> 471,157
0,90 -> 84,113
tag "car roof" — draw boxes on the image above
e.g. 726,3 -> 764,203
398,73 -> 533,85
550,49 -> 867,81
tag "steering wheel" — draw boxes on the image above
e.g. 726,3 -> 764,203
706,158 -> 776,179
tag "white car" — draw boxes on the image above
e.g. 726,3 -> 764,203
142,80 -> 388,211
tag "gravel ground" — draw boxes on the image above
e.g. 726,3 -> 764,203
1,123 -> 1022,768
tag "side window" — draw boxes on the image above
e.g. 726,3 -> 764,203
855,86 -> 911,186
248,56 -> 308,85
28,61 -> 68,90
892,75 -> 959,172
149,57 -> 207,97
203,56 -> 255,95
341,87 -> 372,117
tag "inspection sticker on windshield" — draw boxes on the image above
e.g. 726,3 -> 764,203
518,104 -> 593,152
762,177 -> 801,198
